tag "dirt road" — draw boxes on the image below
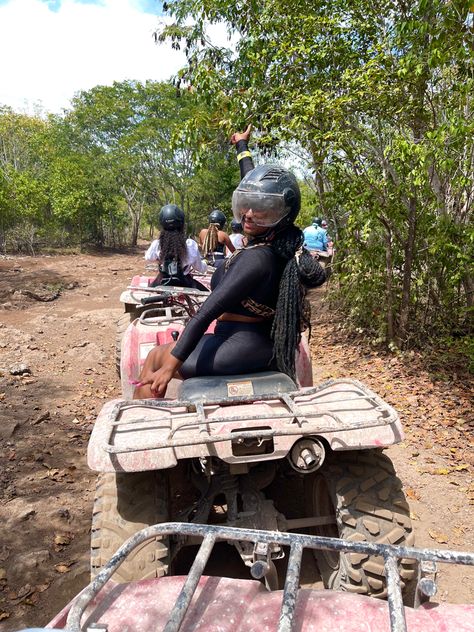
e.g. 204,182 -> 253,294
0,249 -> 473,630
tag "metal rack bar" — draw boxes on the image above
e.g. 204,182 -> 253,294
280,393 -> 309,426
103,416 -> 395,455
65,522 -> 474,632
278,541 -> 304,632
384,554 -> 407,632
163,534 -> 216,632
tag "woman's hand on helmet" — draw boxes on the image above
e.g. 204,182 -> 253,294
231,124 -> 252,145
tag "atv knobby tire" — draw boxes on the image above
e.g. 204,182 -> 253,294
91,471 -> 170,582
115,312 -> 136,377
305,450 -> 416,598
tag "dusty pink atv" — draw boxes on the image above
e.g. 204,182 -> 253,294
90,321 -> 416,604
16,523 -> 474,631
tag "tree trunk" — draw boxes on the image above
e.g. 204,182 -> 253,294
384,228 -> 395,344
462,274 -> 474,331
130,205 -> 140,247
397,196 -> 417,346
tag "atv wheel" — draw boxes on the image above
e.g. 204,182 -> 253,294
115,312 -> 135,376
305,450 -> 416,598
91,471 -> 170,582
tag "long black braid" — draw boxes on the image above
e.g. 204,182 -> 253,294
263,224 -> 326,381
159,229 -> 187,265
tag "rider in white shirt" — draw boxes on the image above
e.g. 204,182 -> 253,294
227,219 -> 245,255
145,204 -> 207,288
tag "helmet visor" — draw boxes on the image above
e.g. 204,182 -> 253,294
232,190 -> 289,227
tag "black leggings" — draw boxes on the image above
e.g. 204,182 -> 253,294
180,321 -> 275,379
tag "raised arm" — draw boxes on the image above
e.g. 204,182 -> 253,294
230,124 -> 255,180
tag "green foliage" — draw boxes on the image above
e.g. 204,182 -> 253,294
0,81 -> 239,250
158,0 -> 474,347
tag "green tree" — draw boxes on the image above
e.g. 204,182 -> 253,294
0,107 -> 50,252
64,81 -> 238,245
158,0 -> 474,348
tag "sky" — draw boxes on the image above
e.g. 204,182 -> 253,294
0,0 -> 190,114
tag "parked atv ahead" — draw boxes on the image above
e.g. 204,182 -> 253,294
88,362 -> 417,598
16,523 -> 474,632
115,276 -> 210,376
119,271 -> 211,321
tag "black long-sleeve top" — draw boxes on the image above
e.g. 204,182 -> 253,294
171,138 -> 283,363
171,245 -> 285,362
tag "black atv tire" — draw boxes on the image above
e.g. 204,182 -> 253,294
305,450 -> 416,598
90,471 -> 170,582
115,312 -> 136,377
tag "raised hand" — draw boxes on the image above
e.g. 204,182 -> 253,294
230,124 -> 252,145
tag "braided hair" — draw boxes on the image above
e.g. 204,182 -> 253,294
202,223 -> 220,258
265,224 -> 326,381
159,229 -> 187,265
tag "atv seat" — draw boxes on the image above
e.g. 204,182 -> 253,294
178,371 -> 297,403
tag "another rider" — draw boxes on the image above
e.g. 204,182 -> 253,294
320,219 -> 333,250
134,126 -> 326,399
145,204 -> 208,289
303,217 -> 328,252
228,219 -> 245,254
199,210 -> 235,267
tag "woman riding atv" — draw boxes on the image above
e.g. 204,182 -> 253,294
145,204 -> 208,290
134,126 -> 326,398
199,209 -> 235,267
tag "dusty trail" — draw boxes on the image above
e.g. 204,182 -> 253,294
0,250 -> 472,630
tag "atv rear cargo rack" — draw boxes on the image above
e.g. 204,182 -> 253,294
108,380 -> 398,454
88,379 -> 405,471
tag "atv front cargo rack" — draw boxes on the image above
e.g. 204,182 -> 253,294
65,523 -> 474,632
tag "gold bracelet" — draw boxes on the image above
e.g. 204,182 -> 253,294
237,150 -> 252,162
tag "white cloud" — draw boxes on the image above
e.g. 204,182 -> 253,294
0,0 -> 186,114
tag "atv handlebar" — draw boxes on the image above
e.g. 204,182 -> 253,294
141,293 -> 171,306
140,292 -> 200,318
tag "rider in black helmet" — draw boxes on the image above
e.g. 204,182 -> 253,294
145,204 -> 208,289
209,209 -> 227,228
199,209 -> 234,267
159,204 -> 185,230
232,164 -> 302,229
135,126 -> 326,399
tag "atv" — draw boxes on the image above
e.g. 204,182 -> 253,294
88,355 -> 416,599
119,269 -> 212,321
306,246 -> 333,272
14,522 -> 474,632
115,274 -> 210,376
